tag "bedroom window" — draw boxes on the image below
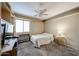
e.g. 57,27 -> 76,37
15,19 -> 30,33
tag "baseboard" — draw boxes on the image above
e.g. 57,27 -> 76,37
64,44 -> 79,51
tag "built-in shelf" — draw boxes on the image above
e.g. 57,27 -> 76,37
2,2 -> 11,13
1,2 -> 14,24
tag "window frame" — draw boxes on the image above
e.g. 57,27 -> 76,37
15,18 -> 30,33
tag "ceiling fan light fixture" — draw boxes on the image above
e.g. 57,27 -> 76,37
34,3 -> 48,17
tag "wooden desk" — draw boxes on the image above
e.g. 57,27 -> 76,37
1,38 -> 18,56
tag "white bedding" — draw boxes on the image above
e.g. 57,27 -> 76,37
31,33 -> 54,48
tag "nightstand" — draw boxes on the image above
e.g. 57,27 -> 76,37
54,35 -> 67,45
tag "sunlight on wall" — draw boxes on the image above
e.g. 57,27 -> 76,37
56,24 -> 67,37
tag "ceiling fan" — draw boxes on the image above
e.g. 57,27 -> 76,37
34,3 -> 48,17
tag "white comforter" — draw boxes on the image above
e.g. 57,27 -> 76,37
31,33 -> 54,48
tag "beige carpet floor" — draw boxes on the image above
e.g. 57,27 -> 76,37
18,42 -> 79,56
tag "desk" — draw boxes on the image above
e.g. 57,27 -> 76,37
1,38 -> 18,56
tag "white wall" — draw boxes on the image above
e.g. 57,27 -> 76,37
30,20 -> 44,34
45,12 -> 79,50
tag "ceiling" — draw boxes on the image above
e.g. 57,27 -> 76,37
10,2 -> 79,20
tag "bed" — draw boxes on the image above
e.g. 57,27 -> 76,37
31,33 -> 54,48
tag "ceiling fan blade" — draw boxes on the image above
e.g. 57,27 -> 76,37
39,14 -> 42,17
34,14 -> 42,17
34,14 -> 38,16
40,9 -> 47,14
43,9 -> 47,12
42,14 -> 48,15
34,10 -> 39,13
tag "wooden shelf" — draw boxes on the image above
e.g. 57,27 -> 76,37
2,2 -> 11,13
1,2 -> 13,23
